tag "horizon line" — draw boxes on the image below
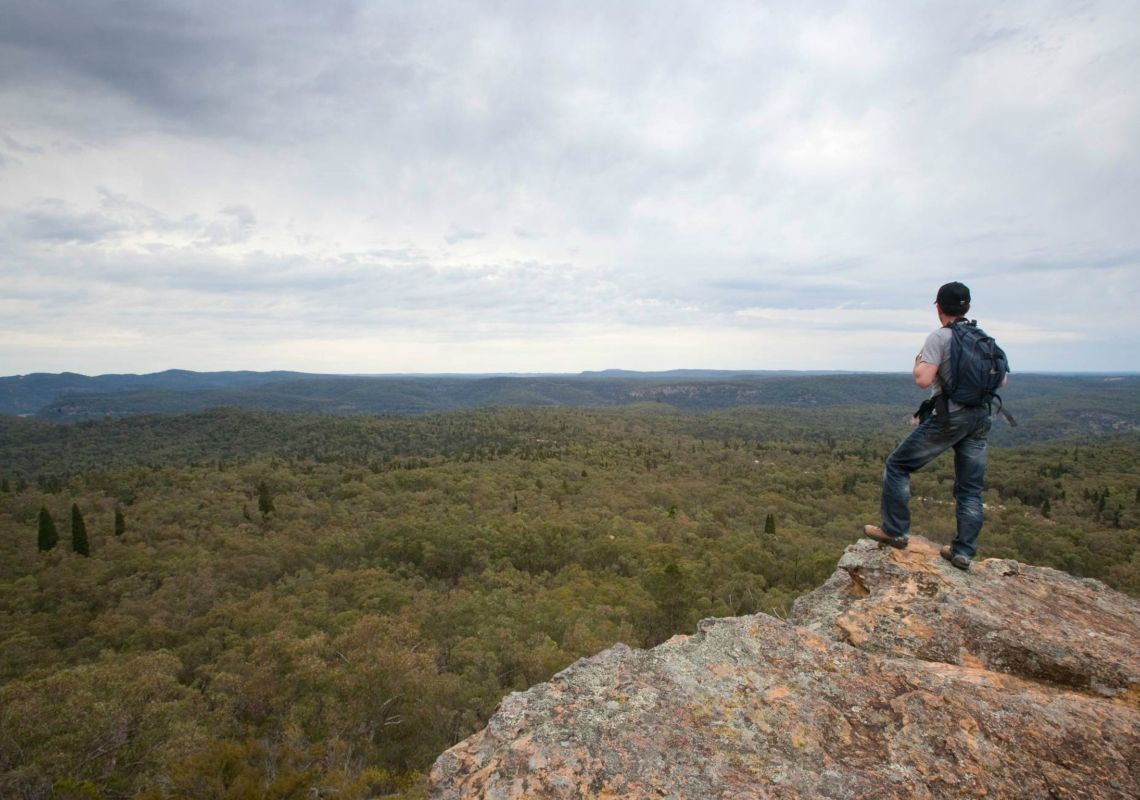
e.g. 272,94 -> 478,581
5,368 -> 1140,380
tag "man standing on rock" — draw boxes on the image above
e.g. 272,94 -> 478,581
863,282 -> 1001,571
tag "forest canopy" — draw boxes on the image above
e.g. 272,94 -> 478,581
1,401 -> 1137,798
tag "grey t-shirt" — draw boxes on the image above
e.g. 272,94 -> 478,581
919,326 -> 962,411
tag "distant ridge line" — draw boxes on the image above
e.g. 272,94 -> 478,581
6,368 -> 1135,381
1,369 -> 1137,425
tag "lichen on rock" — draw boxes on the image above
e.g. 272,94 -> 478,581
429,536 -> 1140,799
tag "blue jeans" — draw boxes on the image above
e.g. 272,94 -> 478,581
880,406 -> 992,558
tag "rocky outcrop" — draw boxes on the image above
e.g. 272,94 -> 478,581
428,536 -> 1140,799
792,536 -> 1139,698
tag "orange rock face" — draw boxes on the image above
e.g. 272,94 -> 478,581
428,537 -> 1140,799
794,536 -> 1140,697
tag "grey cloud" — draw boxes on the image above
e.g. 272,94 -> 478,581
96,189 -> 194,234
0,1 -> 773,167
0,132 -> 43,155
0,279 -> 92,305
1,225 -> 631,335
6,199 -> 124,243
11,0 -> 1121,247
965,26 -> 1024,54
706,279 -> 785,294
0,131 -> 41,168
1,1 -> 1138,372
199,205 -> 257,246
0,0 -> 368,136
987,250 -> 1140,275
2,193 -> 264,249
444,226 -> 486,245
356,248 -> 425,263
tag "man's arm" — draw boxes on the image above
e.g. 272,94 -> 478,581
913,355 -> 938,389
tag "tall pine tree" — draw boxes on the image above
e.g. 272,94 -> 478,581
257,481 -> 275,519
114,508 -> 126,537
71,503 -> 90,556
37,507 -> 58,551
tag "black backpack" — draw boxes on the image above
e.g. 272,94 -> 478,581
940,319 -> 1015,425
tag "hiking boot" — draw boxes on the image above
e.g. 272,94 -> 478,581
862,524 -> 908,549
940,545 -> 971,571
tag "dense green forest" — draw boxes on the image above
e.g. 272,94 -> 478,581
1,405 -> 1138,798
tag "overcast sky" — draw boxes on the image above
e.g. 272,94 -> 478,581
1,1 -> 1137,375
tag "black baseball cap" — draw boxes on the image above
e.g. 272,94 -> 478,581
935,282 -> 970,314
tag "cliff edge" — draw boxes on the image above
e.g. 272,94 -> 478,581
428,536 -> 1140,799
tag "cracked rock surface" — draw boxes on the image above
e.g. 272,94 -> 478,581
428,536 -> 1140,799
792,536 -> 1140,697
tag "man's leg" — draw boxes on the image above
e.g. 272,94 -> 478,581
880,415 -> 968,537
950,411 -> 992,559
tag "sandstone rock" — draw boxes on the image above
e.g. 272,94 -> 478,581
791,536 -> 1140,697
429,537 -> 1140,799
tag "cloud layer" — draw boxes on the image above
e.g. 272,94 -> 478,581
1,0 -> 1137,373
